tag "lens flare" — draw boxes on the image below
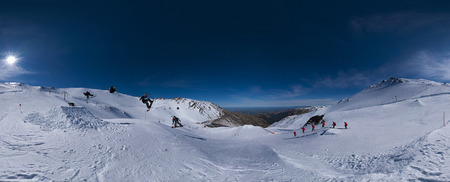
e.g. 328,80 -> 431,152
6,56 -> 17,65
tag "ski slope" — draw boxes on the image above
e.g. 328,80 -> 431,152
1,78 -> 449,181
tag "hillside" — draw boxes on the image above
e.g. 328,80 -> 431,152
1,79 -> 450,181
255,106 -> 320,125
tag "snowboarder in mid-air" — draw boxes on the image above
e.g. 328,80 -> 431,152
140,93 -> 154,111
83,91 -> 94,102
172,116 -> 183,128
312,124 -> 315,131
322,120 -> 325,128
332,122 -> 336,128
302,127 -> 305,133
344,122 -> 348,129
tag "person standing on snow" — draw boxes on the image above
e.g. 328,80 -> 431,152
344,122 -> 348,129
302,127 -> 305,133
172,116 -> 183,128
109,86 -> 116,93
322,120 -> 325,128
332,122 -> 336,128
312,124 -> 315,131
139,93 -> 154,110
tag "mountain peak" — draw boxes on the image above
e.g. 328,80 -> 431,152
367,77 -> 407,89
366,77 -> 442,91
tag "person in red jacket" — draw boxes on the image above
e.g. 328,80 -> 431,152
332,122 -> 336,128
312,124 -> 315,131
302,127 -> 305,133
344,122 -> 348,129
322,120 -> 325,128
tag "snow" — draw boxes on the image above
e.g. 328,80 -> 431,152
1,78 -> 450,181
24,106 -> 107,130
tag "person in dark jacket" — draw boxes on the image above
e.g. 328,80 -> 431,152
172,116 -> 183,128
139,93 -> 154,110
109,86 -> 116,93
83,91 -> 94,101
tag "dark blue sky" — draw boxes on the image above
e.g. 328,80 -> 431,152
2,0 -> 450,107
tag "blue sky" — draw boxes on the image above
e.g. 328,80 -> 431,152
2,0 -> 450,107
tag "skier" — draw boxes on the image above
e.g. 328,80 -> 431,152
344,122 -> 348,129
172,116 -> 183,128
332,121 -> 336,128
322,120 -> 325,128
109,86 -> 116,93
312,124 -> 315,131
139,93 -> 154,111
302,127 -> 305,133
83,91 -> 94,102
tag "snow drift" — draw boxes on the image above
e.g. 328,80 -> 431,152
24,106 -> 106,130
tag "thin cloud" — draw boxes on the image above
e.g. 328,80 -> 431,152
0,62 -> 31,80
163,79 -> 208,91
224,96 -> 336,107
225,85 -> 315,107
407,51 -> 450,81
138,76 -> 156,86
268,85 -> 309,99
351,11 -> 450,33
237,85 -> 310,99
313,70 -> 373,89
164,79 -> 192,88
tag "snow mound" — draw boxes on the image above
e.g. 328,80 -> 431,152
233,125 -> 273,139
24,106 -> 106,130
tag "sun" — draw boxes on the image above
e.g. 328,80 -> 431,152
6,55 -> 17,65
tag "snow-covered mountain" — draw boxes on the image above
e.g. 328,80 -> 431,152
329,77 -> 450,112
0,82 -> 225,126
1,79 -> 450,181
269,78 -> 450,180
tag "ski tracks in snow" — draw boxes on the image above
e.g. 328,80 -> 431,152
401,126 -> 450,181
0,114 -> 6,122
0,123 -> 48,181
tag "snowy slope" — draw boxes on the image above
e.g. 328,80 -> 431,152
330,77 -> 450,111
1,79 -> 450,181
268,78 -> 450,180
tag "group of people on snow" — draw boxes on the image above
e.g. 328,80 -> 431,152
82,86 -> 154,111
301,120 -> 348,133
83,86 -> 116,101
82,87 -> 184,128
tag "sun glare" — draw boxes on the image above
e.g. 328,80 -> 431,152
6,55 -> 17,65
